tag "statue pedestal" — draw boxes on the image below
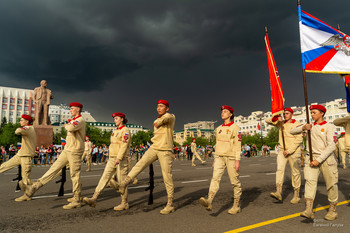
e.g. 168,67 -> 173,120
34,125 -> 53,148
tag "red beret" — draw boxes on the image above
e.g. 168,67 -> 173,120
284,108 -> 294,114
309,104 -> 326,113
341,132 -> 345,135
69,102 -> 83,108
86,135 -> 90,138
157,99 -> 169,107
221,105 -> 234,113
21,114 -> 33,123
112,112 -> 126,118
192,138 -> 195,141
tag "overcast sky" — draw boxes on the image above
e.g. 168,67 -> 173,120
0,0 -> 349,129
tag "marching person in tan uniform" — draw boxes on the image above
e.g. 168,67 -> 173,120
83,136 -> 92,172
265,108 -> 303,203
83,112 -> 131,211
334,132 -> 348,169
191,138 -> 206,166
199,105 -> 242,215
290,105 -> 338,220
119,99 -> 176,215
333,115 -> 350,168
23,102 -> 86,210
0,115 -> 36,202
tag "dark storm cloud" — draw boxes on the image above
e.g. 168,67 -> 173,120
0,0 -> 349,128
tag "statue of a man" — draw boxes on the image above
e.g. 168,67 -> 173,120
33,80 -> 54,126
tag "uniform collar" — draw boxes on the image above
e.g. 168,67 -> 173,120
72,115 -> 82,120
314,121 -> 327,126
222,121 -> 234,127
284,119 -> 296,124
117,125 -> 125,130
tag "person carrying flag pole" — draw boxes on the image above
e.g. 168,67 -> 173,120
264,27 -> 304,204
296,1 -> 345,220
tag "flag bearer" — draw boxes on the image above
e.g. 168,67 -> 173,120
23,102 -> 85,210
0,115 -> 36,202
83,112 -> 131,211
290,105 -> 338,221
265,108 -> 303,203
191,138 -> 206,166
119,100 -> 176,215
199,105 -> 242,215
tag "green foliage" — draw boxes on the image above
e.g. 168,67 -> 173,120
182,136 -> 212,147
131,130 -> 153,147
173,141 -> 180,147
0,121 -> 21,147
241,127 -> 279,149
85,124 -> 112,146
53,127 -> 67,145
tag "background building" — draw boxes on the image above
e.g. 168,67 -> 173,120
87,122 -> 147,134
235,98 -> 348,135
49,104 -> 96,124
174,121 -> 216,145
0,86 -> 35,124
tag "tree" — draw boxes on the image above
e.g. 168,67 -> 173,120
0,122 -> 21,147
182,137 -> 212,147
53,127 -> 67,145
131,130 -> 153,147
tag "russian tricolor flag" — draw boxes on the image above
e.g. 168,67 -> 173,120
61,137 -> 66,146
299,6 -> 350,74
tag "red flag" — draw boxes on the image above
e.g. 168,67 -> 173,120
257,123 -> 261,130
265,32 -> 285,117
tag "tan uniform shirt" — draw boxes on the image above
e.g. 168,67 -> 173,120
84,141 -> 92,153
265,117 -> 303,154
109,125 -> 131,160
15,125 -> 36,157
333,116 -> 350,150
290,121 -> 336,163
151,113 -> 175,151
64,115 -> 86,153
215,122 -> 241,160
191,142 -> 197,153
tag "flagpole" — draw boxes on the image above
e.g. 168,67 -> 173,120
298,0 -> 313,161
302,69 -> 313,161
265,26 -> 286,151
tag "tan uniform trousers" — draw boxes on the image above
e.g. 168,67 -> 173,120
83,151 -> 92,170
0,154 -> 32,185
339,151 -> 348,167
192,151 -> 204,163
37,150 -> 82,198
209,156 -> 242,199
95,156 -> 129,199
275,150 -> 301,188
304,155 -> 338,202
128,147 -> 174,198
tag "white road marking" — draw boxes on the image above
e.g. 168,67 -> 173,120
4,173 -> 17,175
266,172 -> 276,175
239,175 -> 251,178
128,185 -> 149,190
32,193 -> 73,199
181,179 -> 208,184
249,164 -> 261,166
80,175 -> 101,178
195,167 -> 212,170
